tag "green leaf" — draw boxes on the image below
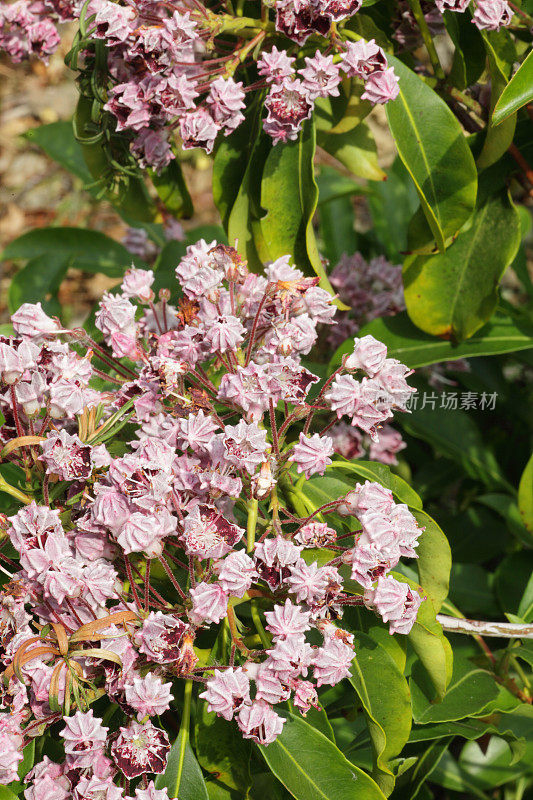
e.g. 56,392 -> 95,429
412,510 -> 451,613
317,166 -> 367,205
0,788 -> 19,800
324,459 -> 423,509
367,157 -> 419,261
403,189 -> 521,341
260,120 -> 342,303
317,121 -> 385,182
318,193 -> 358,265
476,492 -> 531,546
518,452 -> 533,534
477,32 -> 518,169
401,575 -> 452,700
8,253 -> 69,315
347,632 -> 412,794
396,737 -> 453,800
445,11 -> 485,90
150,159 -> 193,219
24,120 -> 93,184
402,406 -> 511,491
213,101 -> 272,271
155,729 -> 209,800
493,49 -> 533,126
385,56 -> 477,252
329,312 -> 533,371
2,227 -> 145,277
410,655 -> 498,724
448,564 -> 497,616
495,552 -> 533,619
259,712 -> 388,800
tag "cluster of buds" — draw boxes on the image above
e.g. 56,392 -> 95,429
0,242 -> 423,791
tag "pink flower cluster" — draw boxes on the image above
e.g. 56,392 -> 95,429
0,242 -> 423,790
0,0 -> 401,168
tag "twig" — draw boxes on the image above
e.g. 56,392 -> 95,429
437,615 -> 533,640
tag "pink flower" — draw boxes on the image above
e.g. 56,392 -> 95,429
182,505 -> 244,559
60,710 -> 108,768
189,582 -> 228,625
361,68 -> 400,105
254,536 -> 302,589
254,666 -> 290,704
264,78 -> 314,143
218,362 -> 275,421
205,314 -> 245,353
341,39 -> 387,78
287,560 -> 329,604
134,783 -> 170,800
136,612 -> 192,663
125,673 -> 173,720
40,429 -> 93,480
295,522 -> 336,548
265,634 -> 314,679
264,599 -> 311,639
11,302 -> 60,338
0,712 -> 23,784
299,51 -> 341,99
237,700 -> 285,745
313,637 -> 354,686
116,508 -> 177,557
472,0 -> 512,28
199,667 -> 251,721
179,108 -> 219,154
345,542 -> 396,589
121,267 -> 155,302
291,679 -> 319,714
435,0 -> 470,9
257,46 -> 295,84
222,420 -> 269,475
365,575 -> 423,634
207,76 -> 245,134
74,775 -> 125,800
345,335 -> 388,376
215,550 -> 258,597
111,720 -> 170,778
289,432 -> 334,478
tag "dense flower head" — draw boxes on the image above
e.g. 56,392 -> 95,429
0,240 -> 422,787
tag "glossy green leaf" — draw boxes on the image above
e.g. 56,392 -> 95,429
324,459 -> 423,509
493,49 -> 533,125
329,312 -> 533,371
403,189 -> 521,341
317,121 -> 385,182
8,253 -> 69,315
24,120 -> 93,184
411,655 -> 498,724
477,32 -> 518,169
150,159 -> 193,219
155,729 -> 208,800
445,11 -> 485,90
2,227 -> 145,277
401,406 -> 512,491
412,510 -> 451,613
518,452 -> 533,534
495,552 -> 533,619
385,56 -> 477,252
260,120 -> 341,301
347,632 -> 412,794
448,564 -> 498,616
316,166 -> 366,205
319,193 -> 358,265
259,712 -> 387,800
